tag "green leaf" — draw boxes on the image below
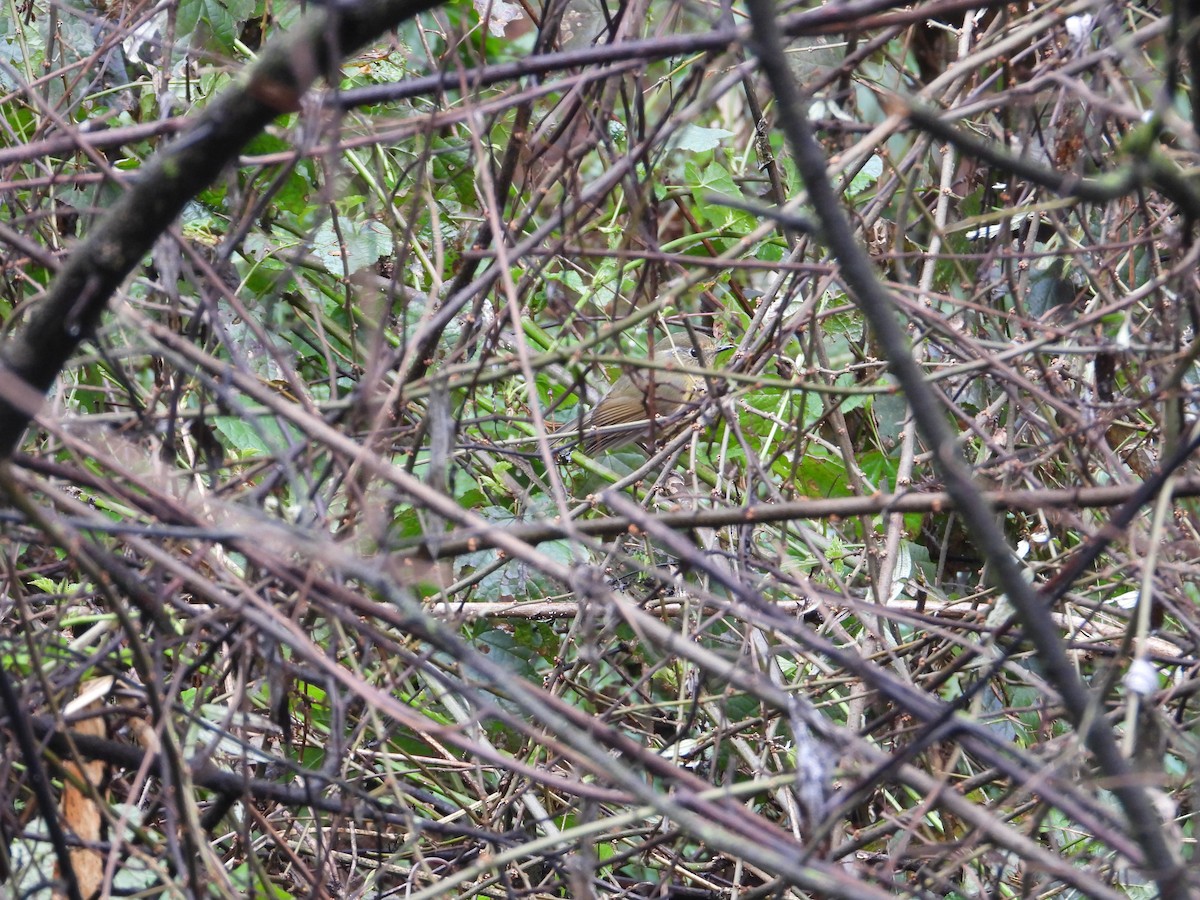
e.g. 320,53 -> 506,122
1026,259 -> 1074,317
686,161 -> 756,232
212,416 -> 304,459
847,154 -> 883,195
670,124 -> 734,153
687,160 -> 738,200
178,0 -> 259,51
311,218 -> 393,275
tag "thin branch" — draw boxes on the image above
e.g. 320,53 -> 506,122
742,0 -> 1187,891
0,0 -> 447,458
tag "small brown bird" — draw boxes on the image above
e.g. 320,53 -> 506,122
564,334 -> 727,456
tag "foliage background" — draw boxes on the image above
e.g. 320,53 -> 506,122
0,0 -> 1197,897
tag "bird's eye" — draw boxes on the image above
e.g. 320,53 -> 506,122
690,348 -> 699,358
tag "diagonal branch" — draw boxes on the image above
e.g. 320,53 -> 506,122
742,0 -> 1186,892
0,0 -> 445,458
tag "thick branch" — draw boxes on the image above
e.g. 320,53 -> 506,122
742,0 -> 1185,891
0,0 -> 445,458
